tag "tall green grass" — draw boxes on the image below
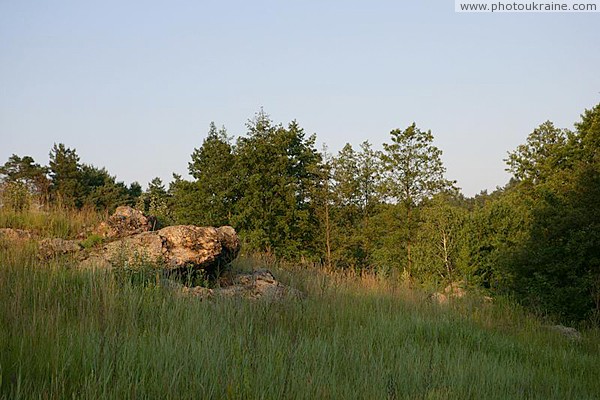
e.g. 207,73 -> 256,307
0,207 -> 103,239
1,243 -> 599,399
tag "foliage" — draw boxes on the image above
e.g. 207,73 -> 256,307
505,104 -> 600,322
170,123 -> 237,226
232,111 -> 323,259
188,123 -> 236,226
328,141 -> 382,270
0,182 -> 31,212
136,177 -> 172,228
48,143 -> 83,207
505,121 -> 571,184
380,123 -> 455,277
80,233 -> 104,249
0,154 -> 50,204
381,123 -> 454,206
413,194 -> 468,285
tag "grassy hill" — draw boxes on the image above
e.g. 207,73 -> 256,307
1,211 -> 599,399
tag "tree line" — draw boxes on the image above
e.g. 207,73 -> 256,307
1,104 -> 599,324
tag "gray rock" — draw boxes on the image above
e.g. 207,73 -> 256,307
38,238 -> 81,259
547,325 -> 582,341
174,270 -> 304,301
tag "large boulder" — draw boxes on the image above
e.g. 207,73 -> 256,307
90,225 -> 241,273
94,206 -> 155,239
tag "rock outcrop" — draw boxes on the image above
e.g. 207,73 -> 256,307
23,207 -> 242,274
175,270 -> 304,301
547,325 -> 582,342
0,228 -> 34,241
38,238 -> 81,259
94,206 -> 155,239
431,281 -> 467,304
94,225 -> 241,273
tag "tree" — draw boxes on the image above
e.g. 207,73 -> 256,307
0,154 -> 50,205
185,122 -> 236,226
79,164 -> 133,211
330,141 -> 382,270
414,194 -> 468,284
0,181 -> 31,212
48,143 -> 83,207
314,146 -> 334,269
169,175 -> 203,225
137,177 -> 172,227
505,104 -> 600,322
233,111 -> 322,259
505,121 -> 571,184
380,123 -> 454,277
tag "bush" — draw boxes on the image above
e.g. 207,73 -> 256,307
1,182 -> 31,212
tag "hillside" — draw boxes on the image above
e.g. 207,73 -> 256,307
1,209 -> 599,399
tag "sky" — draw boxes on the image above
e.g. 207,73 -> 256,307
1,0 -> 599,196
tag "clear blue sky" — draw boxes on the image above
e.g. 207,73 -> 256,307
1,0 -> 598,196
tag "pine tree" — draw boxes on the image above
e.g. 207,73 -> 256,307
233,111 -> 322,258
48,143 -> 83,207
186,122 -> 236,226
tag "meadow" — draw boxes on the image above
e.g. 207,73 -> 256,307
1,210 -> 599,399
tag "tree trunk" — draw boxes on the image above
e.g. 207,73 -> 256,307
325,195 -> 332,270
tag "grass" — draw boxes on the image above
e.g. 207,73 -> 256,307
1,237 -> 600,400
0,207 -> 103,239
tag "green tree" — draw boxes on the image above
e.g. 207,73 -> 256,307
185,122 -> 236,226
137,177 -> 172,228
0,154 -> 50,204
169,175 -> 202,225
0,181 -> 31,212
505,121 -> 571,184
505,104 -> 600,322
329,141 -> 382,270
233,111 -> 322,259
380,123 -> 454,277
414,194 -> 468,284
48,143 -> 83,208
79,164 -> 133,211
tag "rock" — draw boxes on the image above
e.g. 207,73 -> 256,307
547,325 -> 582,342
431,281 -> 467,305
444,281 -> 467,298
88,225 -> 241,274
100,231 -> 166,266
38,238 -> 81,259
180,285 -> 214,300
77,255 -> 113,270
158,225 -> 240,270
94,206 -> 155,239
430,292 -> 448,305
0,228 -> 34,241
217,270 -> 304,300
173,270 -> 304,301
